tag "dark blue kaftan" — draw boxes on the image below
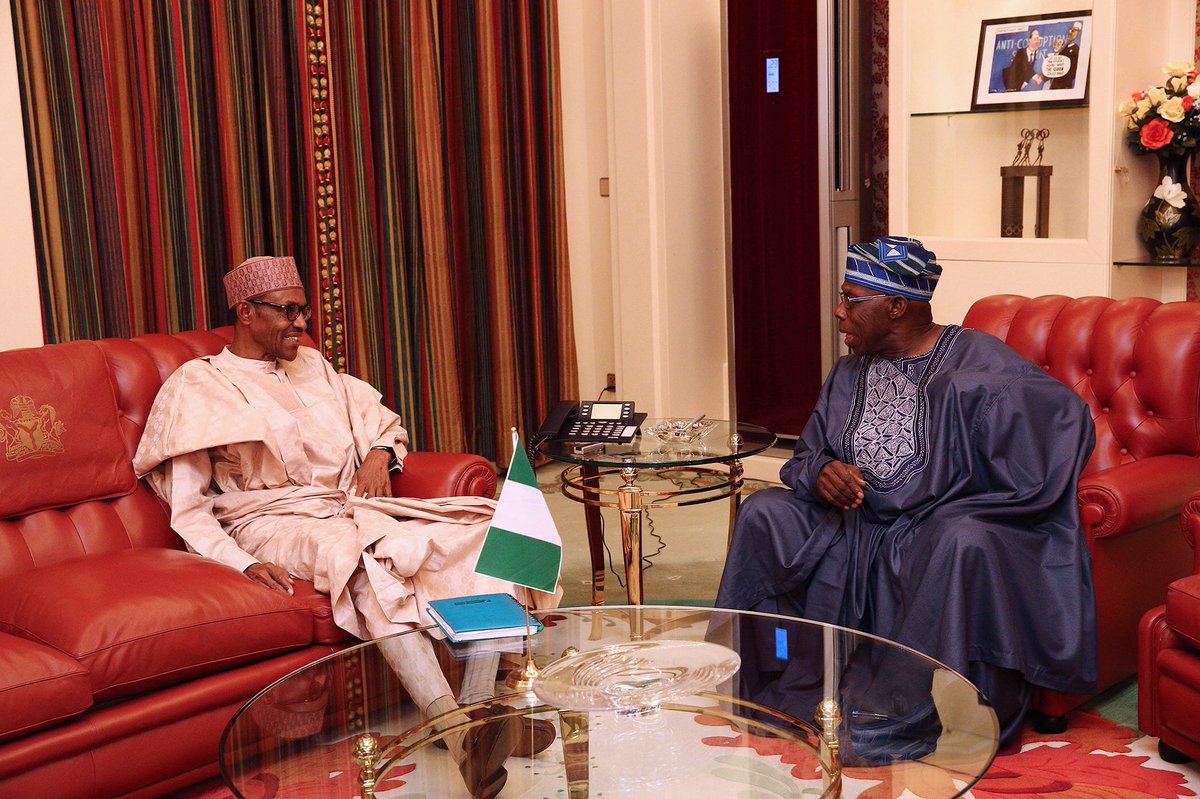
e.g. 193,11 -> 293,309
717,326 -> 1098,697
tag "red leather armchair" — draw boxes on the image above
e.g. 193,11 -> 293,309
1138,493 -> 1200,763
0,328 -> 496,798
963,295 -> 1200,729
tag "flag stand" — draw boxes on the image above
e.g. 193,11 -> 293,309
503,602 -> 540,692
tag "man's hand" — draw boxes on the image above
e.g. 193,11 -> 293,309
817,460 -> 867,510
349,449 -> 393,500
245,562 -> 295,595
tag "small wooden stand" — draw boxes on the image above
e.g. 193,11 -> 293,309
1000,165 -> 1053,238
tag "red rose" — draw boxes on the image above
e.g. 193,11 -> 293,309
1141,118 -> 1176,150
1134,91 -> 1146,101
1186,97 -> 1195,112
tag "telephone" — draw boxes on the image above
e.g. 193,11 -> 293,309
534,400 -> 647,446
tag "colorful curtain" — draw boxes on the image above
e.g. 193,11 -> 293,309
325,1 -> 576,457
11,0 -> 576,460
12,0 -> 313,339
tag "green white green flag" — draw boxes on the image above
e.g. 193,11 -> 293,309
474,431 -> 562,593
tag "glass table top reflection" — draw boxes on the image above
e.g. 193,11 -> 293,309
539,419 -> 776,469
220,606 -> 999,798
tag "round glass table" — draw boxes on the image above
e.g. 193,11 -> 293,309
539,420 -> 776,604
220,606 -> 999,798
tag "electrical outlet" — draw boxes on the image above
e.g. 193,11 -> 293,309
606,373 -> 617,391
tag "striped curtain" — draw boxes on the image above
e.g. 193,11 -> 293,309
11,0 -> 576,460
326,1 -> 576,457
12,0 -> 312,339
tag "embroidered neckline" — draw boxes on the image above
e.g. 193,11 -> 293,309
219,346 -> 283,375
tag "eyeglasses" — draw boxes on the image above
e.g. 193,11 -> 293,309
248,299 -> 313,322
839,291 -> 889,305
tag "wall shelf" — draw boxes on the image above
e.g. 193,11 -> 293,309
910,105 -> 1088,119
1114,256 -> 1197,268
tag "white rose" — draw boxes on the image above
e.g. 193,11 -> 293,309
1160,96 -> 1187,122
1171,76 -> 1189,93
1135,98 -> 1153,120
1189,81 -> 1200,99
1118,98 -> 1138,116
1148,86 -> 1168,105
1165,62 -> 1195,78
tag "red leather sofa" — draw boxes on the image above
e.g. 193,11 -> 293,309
0,328 -> 496,798
1138,493 -> 1200,763
963,295 -> 1200,730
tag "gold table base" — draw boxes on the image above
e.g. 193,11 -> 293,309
559,460 -> 748,605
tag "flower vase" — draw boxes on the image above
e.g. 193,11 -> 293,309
1138,151 -> 1200,263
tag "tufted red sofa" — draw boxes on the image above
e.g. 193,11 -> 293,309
963,295 -> 1200,729
1138,496 -> 1200,763
0,328 -> 496,798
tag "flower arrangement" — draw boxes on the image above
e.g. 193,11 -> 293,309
1119,61 -> 1200,262
1118,62 -> 1200,158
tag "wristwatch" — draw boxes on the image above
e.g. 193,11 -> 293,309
370,445 -> 401,471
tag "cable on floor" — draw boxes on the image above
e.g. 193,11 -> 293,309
598,507 -> 666,589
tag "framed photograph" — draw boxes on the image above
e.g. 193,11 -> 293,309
971,10 -> 1092,112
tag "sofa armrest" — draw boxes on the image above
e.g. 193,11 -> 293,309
390,452 -> 497,500
1078,455 -> 1200,540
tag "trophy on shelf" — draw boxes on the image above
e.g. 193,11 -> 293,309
1001,128 -> 1052,238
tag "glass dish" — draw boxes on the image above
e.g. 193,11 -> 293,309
532,639 -> 741,711
645,418 -> 718,444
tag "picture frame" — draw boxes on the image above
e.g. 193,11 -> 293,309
971,10 -> 1092,112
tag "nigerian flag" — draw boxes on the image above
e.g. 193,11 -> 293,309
474,431 -> 562,593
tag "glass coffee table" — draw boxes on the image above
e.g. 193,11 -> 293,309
540,420 -> 776,605
220,606 -> 999,798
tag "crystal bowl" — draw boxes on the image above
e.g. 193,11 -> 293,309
532,640 -> 741,711
646,418 -> 718,444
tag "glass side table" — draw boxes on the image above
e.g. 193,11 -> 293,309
538,420 -> 775,605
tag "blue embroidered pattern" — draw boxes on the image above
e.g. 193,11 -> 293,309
843,326 -> 962,493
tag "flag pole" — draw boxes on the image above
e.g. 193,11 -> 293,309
504,427 -> 542,693
504,601 -> 541,692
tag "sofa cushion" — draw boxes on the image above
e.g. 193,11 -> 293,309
0,632 -> 93,743
0,341 -> 136,519
1166,574 -> 1200,651
0,548 -> 314,703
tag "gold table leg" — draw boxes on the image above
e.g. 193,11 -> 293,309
560,709 -> 590,798
617,466 -> 643,605
817,698 -> 842,798
727,457 -> 744,550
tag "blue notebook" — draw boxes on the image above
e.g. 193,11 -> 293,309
426,593 -> 543,643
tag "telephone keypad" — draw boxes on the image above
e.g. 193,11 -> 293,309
566,420 -> 627,442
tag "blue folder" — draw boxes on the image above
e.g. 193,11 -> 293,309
426,593 -> 543,643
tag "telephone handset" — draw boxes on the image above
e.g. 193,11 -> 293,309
533,400 -> 646,446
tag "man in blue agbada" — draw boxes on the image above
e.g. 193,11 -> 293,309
717,236 -> 1097,748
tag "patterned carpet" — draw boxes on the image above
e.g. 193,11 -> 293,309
173,704 -> 1200,798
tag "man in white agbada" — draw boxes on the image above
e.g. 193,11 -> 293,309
134,255 -> 559,799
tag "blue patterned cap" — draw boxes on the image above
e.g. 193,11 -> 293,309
845,236 -> 941,301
